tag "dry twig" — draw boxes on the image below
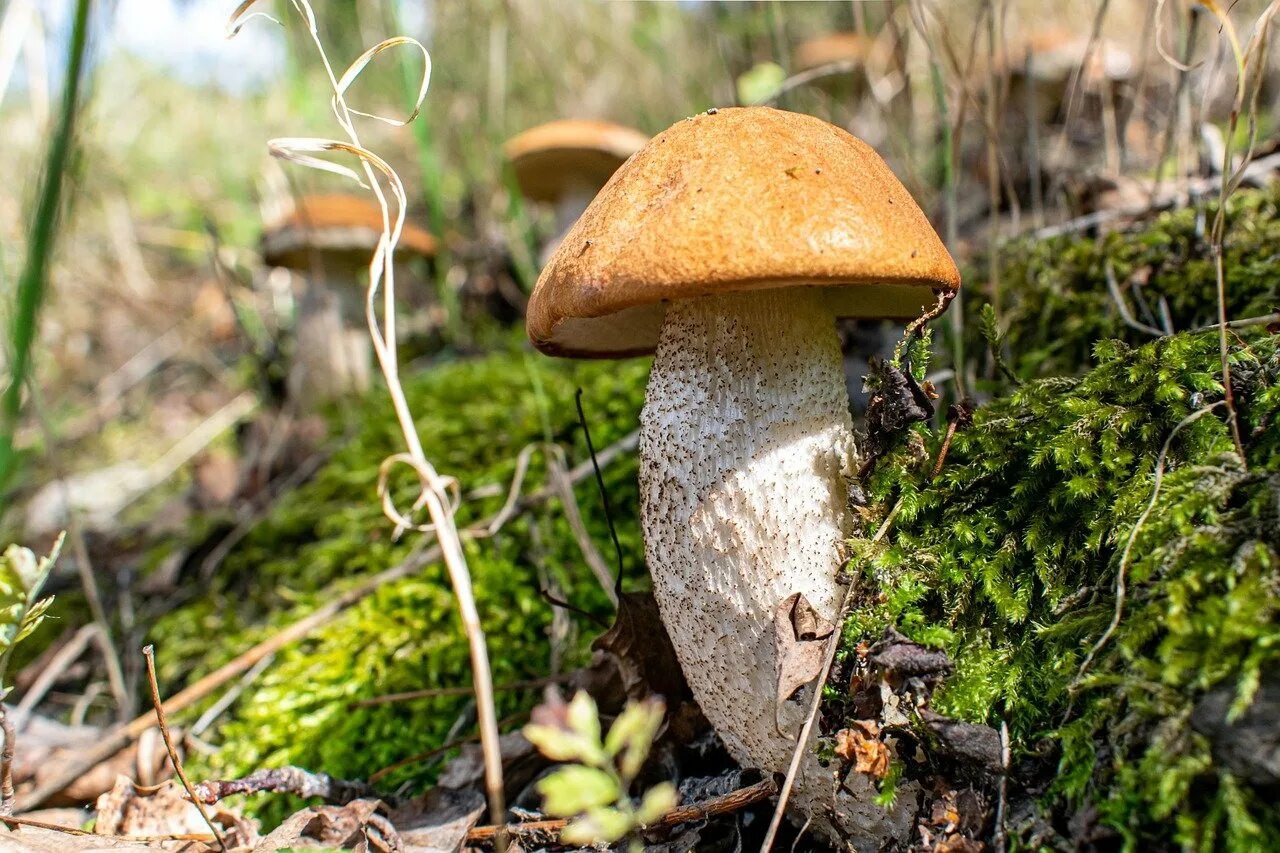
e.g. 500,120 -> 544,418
143,645 -> 226,852
466,778 -> 778,842
190,766 -> 374,806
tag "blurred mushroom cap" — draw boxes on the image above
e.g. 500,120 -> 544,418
997,29 -> 1133,85
527,107 -> 958,358
793,31 -> 872,73
262,194 -> 438,272
504,119 -> 649,204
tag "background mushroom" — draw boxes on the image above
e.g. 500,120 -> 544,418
794,31 -> 871,79
527,106 -> 959,842
261,193 -> 437,408
502,119 -> 648,264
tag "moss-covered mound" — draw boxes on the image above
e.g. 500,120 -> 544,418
152,348 -> 650,793
845,329 -> 1280,850
957,187 -> 1280,385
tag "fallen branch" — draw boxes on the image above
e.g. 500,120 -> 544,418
465,778 -> 778,842
350,674 -> 568,710
190,766 -> 375,806
0,813 -> 215,843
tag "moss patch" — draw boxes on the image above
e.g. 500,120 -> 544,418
152,347 -> 650,805
843,329 -> 1280,850
956,186 -> 1280,386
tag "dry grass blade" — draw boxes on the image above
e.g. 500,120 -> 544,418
229,2 -> 508,842
1072,402 -> 1226,690
334,37 -> 431,127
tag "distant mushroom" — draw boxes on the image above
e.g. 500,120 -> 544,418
527,107 -> 959,841
262,194 -> 437,407
793,30 -> 871,79
994,29 -> 1133,125
503,119 -> 648,263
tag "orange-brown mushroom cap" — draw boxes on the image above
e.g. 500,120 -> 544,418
526,107 -> 960,358
262,194 -> 438,272
503,119 -> 649,205
793,31 -> 871,73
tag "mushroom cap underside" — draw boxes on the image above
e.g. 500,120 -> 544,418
262,194 -> 438,272
527,106 -> 960,358
504,119 -> 649,204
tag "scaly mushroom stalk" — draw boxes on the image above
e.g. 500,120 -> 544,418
639,288 -> 854,768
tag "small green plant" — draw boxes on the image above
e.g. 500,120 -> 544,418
524,692 -> 677,850
0,534 -> 63,692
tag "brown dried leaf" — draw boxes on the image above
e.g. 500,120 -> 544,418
591,592 -> 689,702
773,593 -> 835,706
390,787 -> 485,853
94,779 -> 208,838
0,826 -> 154,851
91,778 -> 256,849
833,720 -> 890,779
868,627 -> 953,679
934,835 -> 984,853
253,798 -> 396,851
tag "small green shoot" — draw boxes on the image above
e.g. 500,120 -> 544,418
0,533 -> 64,693
524,692 -> 677,850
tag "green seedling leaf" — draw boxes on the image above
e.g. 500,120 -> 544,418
607,699 -> 665,780
635,782 -> 678,826
536,765 -> 620,817
565,691 -> 603,752
15,595 -> 54,645
522,724 -> 595,765
560,806 -> 632,846
604,697 -> 663,758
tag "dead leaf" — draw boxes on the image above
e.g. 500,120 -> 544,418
834,721 -> 890,779
773,592 -> 835,708
0,826 -> 154,851
934,835 -> 984,853
868,627 -> 953,680
863,358 -> 937,463
254,798 -> 396,852
920,710 -> 1002,772
93,778 -> 256,849
390,787 -> 484,853
591,592 -> 689,703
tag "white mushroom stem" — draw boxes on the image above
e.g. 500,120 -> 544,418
540,184 -> 600,267
639,287 -> 856,772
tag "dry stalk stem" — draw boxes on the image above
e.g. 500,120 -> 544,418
0,709 -> 14,816
466,778 -> 778,842
143,645 -> 226,852
0,813 -> 216,842
762,346 -> 953,852
1072,402 -> 1225,692
228,2 -> 506,840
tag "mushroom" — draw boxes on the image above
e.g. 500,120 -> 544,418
503,119 -> 648,263
793,31 -> 872,77
262,193 -> 437,407
527,107 -> 958,840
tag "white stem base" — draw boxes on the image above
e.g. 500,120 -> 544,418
639,288 -> 855,769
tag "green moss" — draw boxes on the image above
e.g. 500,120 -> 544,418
844,329 -> 1280,850
956,186 -> 1280,386
153,347 -> 650,804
